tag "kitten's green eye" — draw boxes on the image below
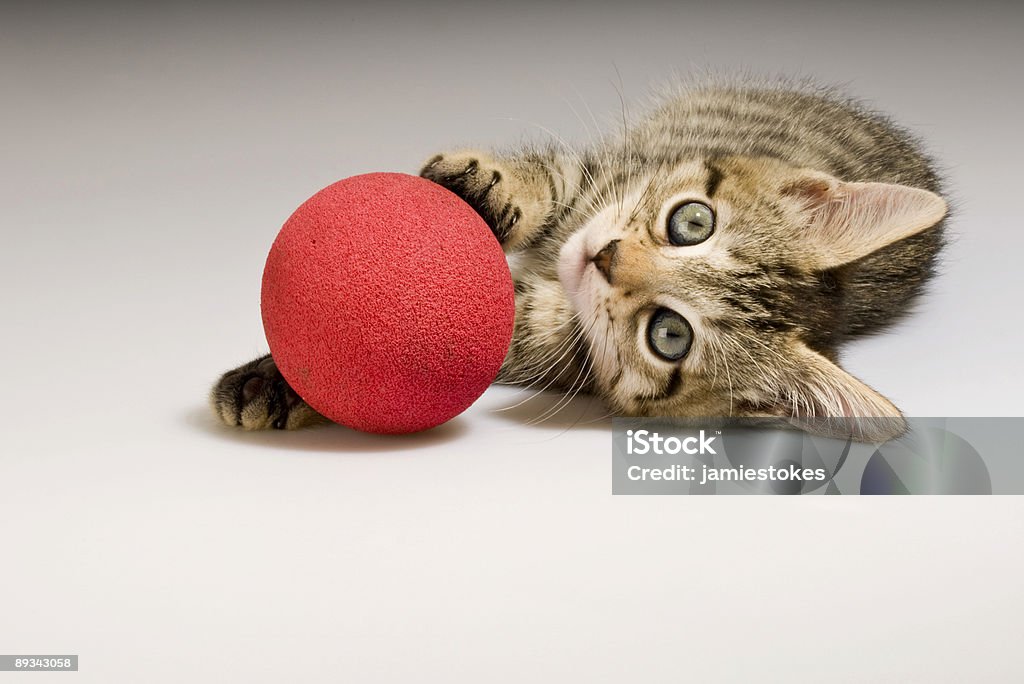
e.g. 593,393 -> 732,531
646,308 -> 693,361
667,201 -> 715,246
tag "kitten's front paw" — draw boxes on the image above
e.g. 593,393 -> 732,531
420,151 -> 524,244
209,355 -> 324,430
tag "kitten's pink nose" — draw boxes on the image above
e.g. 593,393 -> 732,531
591,239 -> 619,284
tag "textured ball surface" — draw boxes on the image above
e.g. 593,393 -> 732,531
261,173 -> 514,434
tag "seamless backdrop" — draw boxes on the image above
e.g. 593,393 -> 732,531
2,2 -> 1023,682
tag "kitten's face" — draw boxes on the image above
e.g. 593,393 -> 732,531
557,156 -> 795,417
555,155 -> 945,437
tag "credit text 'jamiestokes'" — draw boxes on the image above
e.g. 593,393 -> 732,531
623,429 -> 827,484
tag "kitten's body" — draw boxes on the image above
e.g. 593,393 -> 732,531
211,79 -> 947,440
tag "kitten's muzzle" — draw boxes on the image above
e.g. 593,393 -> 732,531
591,239 -> 620,284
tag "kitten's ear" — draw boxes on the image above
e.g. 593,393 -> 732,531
745,342 -> 907,442
783,171 -> 947,270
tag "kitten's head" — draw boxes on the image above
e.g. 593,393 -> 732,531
557,156 -> 947,441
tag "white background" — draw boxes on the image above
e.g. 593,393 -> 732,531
2,2 -> 1022,681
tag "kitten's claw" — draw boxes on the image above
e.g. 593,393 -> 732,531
420,151 -> 523,244
209,355 -> 325,430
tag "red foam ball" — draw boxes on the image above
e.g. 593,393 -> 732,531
261,173 -> 515,434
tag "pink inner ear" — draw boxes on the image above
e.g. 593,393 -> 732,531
786,175 -> 947,269
781,342 -> 905,419
781,175 -> 833,204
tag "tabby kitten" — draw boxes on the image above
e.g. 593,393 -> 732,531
211,79 -> 947,441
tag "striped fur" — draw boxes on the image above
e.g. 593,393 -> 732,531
422,78 -> 947,441
212,78 -> 947,441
